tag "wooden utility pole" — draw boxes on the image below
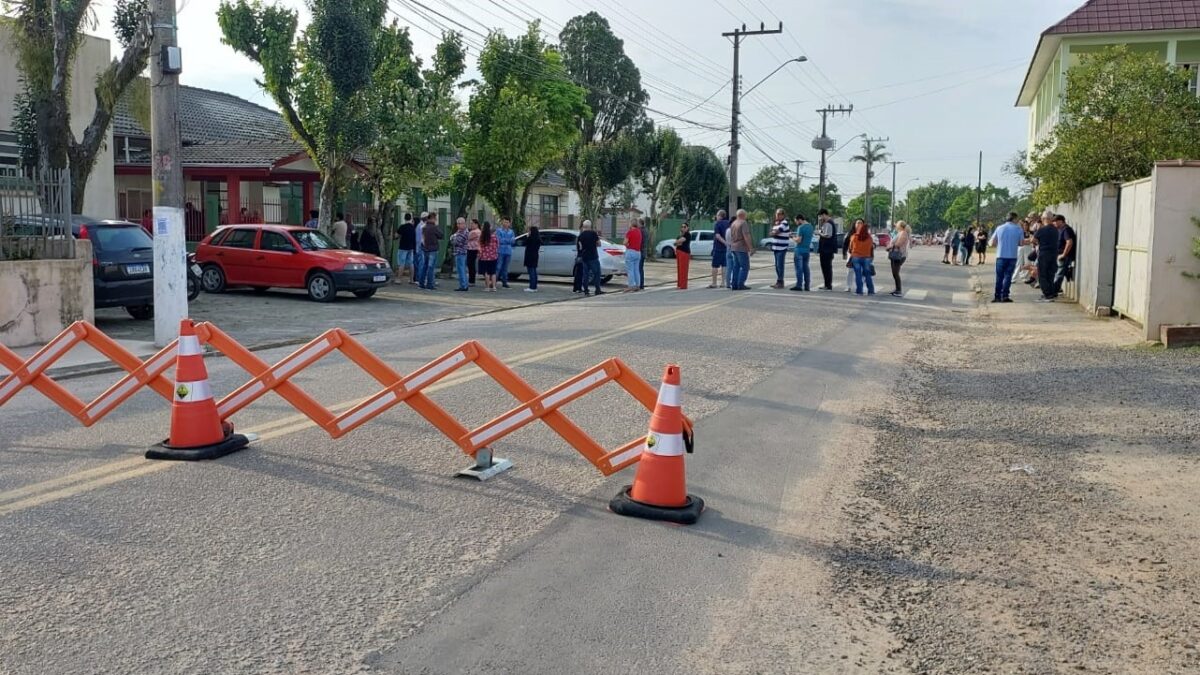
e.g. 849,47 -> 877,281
814,105 -> 852,212
723,22 -> 783,217
887,160 -> 904,228
151,0 -> 186,347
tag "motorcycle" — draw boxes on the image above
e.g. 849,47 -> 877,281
187,252 -> 202,301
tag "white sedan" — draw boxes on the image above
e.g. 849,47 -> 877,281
655,230 -> 716,258
509,229 -> 626,283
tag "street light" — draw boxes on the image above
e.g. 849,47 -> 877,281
740,56 -> 807,101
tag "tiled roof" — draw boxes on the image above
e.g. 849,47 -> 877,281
114,85 -> 291,142
119,140 -> 305,168
1045,0 -> 1200,36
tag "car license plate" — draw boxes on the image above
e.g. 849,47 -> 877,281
372,274 -> 386,282
125,264 -> 150,275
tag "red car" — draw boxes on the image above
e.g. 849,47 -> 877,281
875,232 -> 892,248
195,224 -> 392,302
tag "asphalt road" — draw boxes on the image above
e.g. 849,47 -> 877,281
0,246 -> 972,674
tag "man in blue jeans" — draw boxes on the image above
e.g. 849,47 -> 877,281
790,213 -> 814,291
989,211 -> 1026,303
496,217 -> 515,288
419,213 -> 442,290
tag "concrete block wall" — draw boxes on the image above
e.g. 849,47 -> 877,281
0,241 -> 94,348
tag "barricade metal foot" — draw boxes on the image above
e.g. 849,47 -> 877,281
609,486 -> 705,525
146,431 -> 257,461
457,447 -> 513,481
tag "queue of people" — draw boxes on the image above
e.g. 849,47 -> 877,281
989,210 -> 1076,304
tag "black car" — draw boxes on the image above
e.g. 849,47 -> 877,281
74,217 -> 156,320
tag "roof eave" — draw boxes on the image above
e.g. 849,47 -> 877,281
1016,33 -> 1062,107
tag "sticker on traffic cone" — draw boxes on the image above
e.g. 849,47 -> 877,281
609,364 -> 704,525
145,319 -> 249,461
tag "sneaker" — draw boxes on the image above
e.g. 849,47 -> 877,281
892,291 -> 904,297
990,297 -> 1003,303
1001,298 -> 1014,303
819,287 -> 832,291
454,287 -> 467,292
790,286 -> 803,291
594,290 -> 605,295
1037,297 -> 1055,303
524,288 -> 537,293
502,284 -> 510,289
583,292 -> 591,297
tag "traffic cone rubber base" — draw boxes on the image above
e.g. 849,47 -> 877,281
609,485 -> 704,525
146,422 -> 250,461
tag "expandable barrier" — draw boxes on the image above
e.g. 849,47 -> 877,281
1,321 -> 691,480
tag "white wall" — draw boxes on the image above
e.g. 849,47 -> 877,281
0,240 -> 94,348
1145,162 -> 1200,339
1050,182 -> 1119,314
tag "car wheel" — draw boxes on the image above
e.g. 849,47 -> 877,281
201,265 -> 226,293
353,289 -> 377,299
661,246 -> 675,259
307,271 -> 336,302
125,304 -> 153,320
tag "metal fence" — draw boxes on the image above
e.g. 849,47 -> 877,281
0,169 -> 74,261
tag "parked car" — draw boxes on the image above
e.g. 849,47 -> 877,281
509,229 -> 625,283
195,224 -> 392,302
655,230 -> 716,258
73,217 -> 156,320
875,232 -> 892,248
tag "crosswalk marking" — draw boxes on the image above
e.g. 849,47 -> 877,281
952,292 -> 976,306
904,289 -> 928,301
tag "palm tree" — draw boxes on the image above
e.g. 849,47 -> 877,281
851,141 -> 890,226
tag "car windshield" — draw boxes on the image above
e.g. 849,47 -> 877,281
95,225 -> 153,251
292,229 -> 341,251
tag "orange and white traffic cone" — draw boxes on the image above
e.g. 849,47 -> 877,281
146,319 -> 249,461
610,364 -> 704,525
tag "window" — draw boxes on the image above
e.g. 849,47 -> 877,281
293,228 -> 340,251
545,231 -> 575,246
1182,63 -> 1200,94
539,194 -> 559,215
698,232 -> 714,242
221,228 -> 258,249
260,231 -> 295,252
94,225 -> 153,252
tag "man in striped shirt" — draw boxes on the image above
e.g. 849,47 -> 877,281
769,208 -> 792,289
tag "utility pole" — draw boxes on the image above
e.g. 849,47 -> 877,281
861,136 -> 888,229
814,105 -> 852,212
975,151 -> 983,230
150,0 -> 185,347
724,22 -> 783,217
886,160 -> 904,228
794,159 -> 804,191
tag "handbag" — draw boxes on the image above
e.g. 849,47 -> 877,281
888,248 -> 905,262
868,262 -> 876,277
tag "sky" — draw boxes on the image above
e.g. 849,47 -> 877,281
88,0 -> 1087,202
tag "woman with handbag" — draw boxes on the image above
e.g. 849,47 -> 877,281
887,221 -> 911,297
848,219 -> 876,296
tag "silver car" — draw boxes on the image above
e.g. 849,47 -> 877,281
509,229 -> 626,283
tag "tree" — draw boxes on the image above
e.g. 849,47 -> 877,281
850,140 -> 889,225
362,24 -> 464,248
740,165 -> 819,221
1003,150 -> 1038,198
667,145 -> 727,221
633,124 -> 682,227
452,23 -> 588,226
942,184 -> 1021,230
9,0 -> 152,212
1030,46 -> 1200,204
219,0 -> 388,232
904,180 -> 973,233
559,12 -> 648,220
846,188 -> 891,229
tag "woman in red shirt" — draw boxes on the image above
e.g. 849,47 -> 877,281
478,221 -> 500,291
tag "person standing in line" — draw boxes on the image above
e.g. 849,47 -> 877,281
496,217 -> 516,289
466,219 -> 481,286
949,228 -> 962,265
848,219 -> 876,296
359,217 -> 382,256
975,225 -> 988,265
414,212 -> 428,286
989,212 -> 1026,304
478,221 -> 500,291
816,209 -> 839,291
638,217 -> 648,290
1033,212 -> 1061,302
395,213 -> 416,285
942,226 -> 954,264
728,209 -> 754,290
331,212 -> 349,248
887,220 -> 911,297
623,219 -> 643,291
1014,213 -> 1037,284
769,208 -> 791,289
577,220 -> 603,296
961,225 -> 976,266
304,209 -> 320,229
419,213 -> 442,290
710,209 -> 730,289
523,226 -> 542,292
674,222 -> 692,289
790,213 -> 814,292
842,224 -> 856,292
450,218 -> 470,291
1052,214 -> 1076,296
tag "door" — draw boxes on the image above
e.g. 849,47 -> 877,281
694,231 -> 714,257
214,227 -> 259,284
1113,179 -> 1151,324
541,231 -> 577,276
257,230 -> 301,287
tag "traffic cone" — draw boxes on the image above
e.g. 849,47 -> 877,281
145,319 -> 249,461
609,365 -> 704,525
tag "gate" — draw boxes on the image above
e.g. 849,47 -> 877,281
1113,178 -> 1152,325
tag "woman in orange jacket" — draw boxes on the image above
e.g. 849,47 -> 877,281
848,219 -> 876,295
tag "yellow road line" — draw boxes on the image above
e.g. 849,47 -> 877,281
0,295 -> 737,515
